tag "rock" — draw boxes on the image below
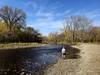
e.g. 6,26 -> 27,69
20,72 -> 25,75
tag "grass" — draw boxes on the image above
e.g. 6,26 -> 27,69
0,43 -> 46,50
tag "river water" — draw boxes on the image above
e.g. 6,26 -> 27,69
0,45 -> 63,75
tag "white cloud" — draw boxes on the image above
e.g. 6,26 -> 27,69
55,10 -> 72,16
36,11 -> 53,17
33,17 -> 63,29
93,20 -> 100,26
27,2 -> 100,35
73,9 -> 100,19
66,9 -> 100,26
29,13 -> 64,35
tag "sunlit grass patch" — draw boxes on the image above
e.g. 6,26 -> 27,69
0,43 -> 46,50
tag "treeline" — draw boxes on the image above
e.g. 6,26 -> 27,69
48,16 -> 100,44
0,6 -> 42,43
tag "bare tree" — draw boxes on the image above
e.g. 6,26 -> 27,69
48,32 -> 58,44
89,27 -> 100,42
63,15 -> 92,42
0,6 -> 26,32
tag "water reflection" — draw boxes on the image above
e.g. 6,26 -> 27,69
0,45 -> 62,75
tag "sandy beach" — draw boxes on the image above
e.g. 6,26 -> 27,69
45,43 -> 100,75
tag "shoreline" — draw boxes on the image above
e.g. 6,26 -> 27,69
45,43 -> 100,75
0,43 -> 46,50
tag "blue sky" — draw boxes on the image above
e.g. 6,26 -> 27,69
0,0 -> 100,35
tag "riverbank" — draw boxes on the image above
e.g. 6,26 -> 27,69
45,43 -> 100,75
0,43 -> 46,50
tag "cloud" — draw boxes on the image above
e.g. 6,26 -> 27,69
65,9 -> 100,26
36,11 -> 53,17
28,8 -> 72,35
73,9 -> 100,19
24,0 -> 65,35
93,20 -> 100,26
27,2 -> 37,9
19,0 -> 100,35
30,17 -> 63,35
55,10 -> 72,17
28,8 -> 99,35
85,10 -> 100,19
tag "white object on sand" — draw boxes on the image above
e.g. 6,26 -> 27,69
61,47 -> 66,54
61,47 -> 66,58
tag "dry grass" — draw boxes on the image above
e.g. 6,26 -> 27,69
0,43 -> 46,50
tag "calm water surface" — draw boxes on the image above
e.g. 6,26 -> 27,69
0,45 -> 63,75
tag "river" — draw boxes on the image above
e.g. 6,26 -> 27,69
0,45 -> 63,75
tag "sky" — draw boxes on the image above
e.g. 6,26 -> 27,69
0,0 -> 100,36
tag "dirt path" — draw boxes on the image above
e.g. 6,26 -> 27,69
45,43 -> 100,75
78,44 -> 100,75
